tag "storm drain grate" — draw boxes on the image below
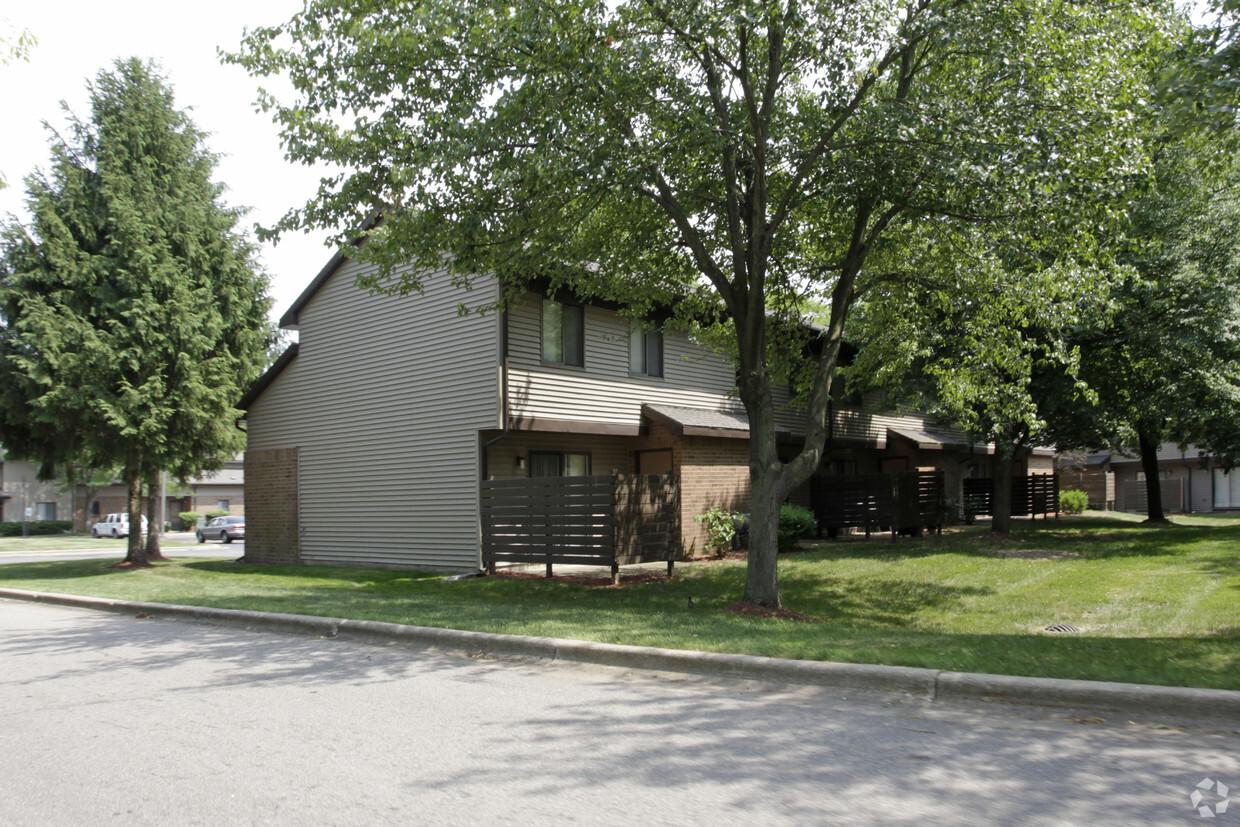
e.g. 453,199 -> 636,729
1043,623 -> 1081,633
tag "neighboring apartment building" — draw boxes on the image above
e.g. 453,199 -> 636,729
82,455 -> 247,529
240,250 -> 1052,571
0,449 -> 245,530
1057,445 -> 1240,514
1105,445 -> 1238,514
0,453 -> 75,524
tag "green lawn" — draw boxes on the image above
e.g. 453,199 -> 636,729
0,512 -> 1237,690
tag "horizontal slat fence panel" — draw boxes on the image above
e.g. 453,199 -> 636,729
482,473 -> 679,577
813,470 -> 945,540
963,475 -> 1061,518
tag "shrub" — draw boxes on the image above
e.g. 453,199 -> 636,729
0,520 -> 74,536
1060,489 -> 1089,515
179,511 -> 202,530
693,507 -> 742,558
204,509 -> 229,520
778,504 -> 817,552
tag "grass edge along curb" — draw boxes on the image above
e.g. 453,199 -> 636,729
4,586 -> 1240,727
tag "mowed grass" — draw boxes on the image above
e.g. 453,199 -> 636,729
0,512 -> 1236,689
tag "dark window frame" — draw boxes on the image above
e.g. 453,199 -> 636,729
629,323 -> 664,378
541,298 -> 585,368
528,450 -> 593,477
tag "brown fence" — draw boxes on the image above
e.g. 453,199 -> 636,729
812,470 -> 945,540
481,473 -> 678,581
1121,478 -> 1185,514
963,474 -> 1060,518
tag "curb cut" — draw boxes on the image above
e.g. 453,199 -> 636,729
5,587 -> 1238,726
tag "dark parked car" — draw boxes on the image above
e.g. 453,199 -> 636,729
197,515 -> 246,544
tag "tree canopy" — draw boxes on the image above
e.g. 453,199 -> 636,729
232,0 -> 1173,606
0,58 -> 273,565
1074,139 -> 1240,520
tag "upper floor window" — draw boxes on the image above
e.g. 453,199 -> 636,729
830,374 -> 863,406
629,323 -> 663,378
542,299 -> 584,367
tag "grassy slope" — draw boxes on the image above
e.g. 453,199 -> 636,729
0,513 -> 1236,689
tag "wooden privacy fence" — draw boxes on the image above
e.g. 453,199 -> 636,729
480,473 -> 678,582
963,474 -> 1060,518
812,470 -> 945,541
1121,478 -> 1185,514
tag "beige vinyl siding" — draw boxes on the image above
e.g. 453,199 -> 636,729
507,292 -> 981,450
0,459 -> 75,525
508,293 -> 744,427
772,384 -> 981,448
247,258 -> 500,570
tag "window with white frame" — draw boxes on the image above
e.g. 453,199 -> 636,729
629,323 -> 663,377
35,502 -> 56,521
541,299 -> 584,367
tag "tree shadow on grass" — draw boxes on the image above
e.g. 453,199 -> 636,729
801,517 -> 1240,564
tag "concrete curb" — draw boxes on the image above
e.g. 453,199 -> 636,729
5,587 -> 1238,726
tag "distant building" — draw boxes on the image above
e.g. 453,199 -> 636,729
0,448 -> 245,530
0,454 -> 75,524
1060,445 -> 1239,514
81,455 -> 247,529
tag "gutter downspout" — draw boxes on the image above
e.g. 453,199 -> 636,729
478,307 -> 511,576
481,307 -> 511,478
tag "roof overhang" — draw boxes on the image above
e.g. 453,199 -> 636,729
887,426 -> 985,453
642,403 -> 789,440
507,416 -> 642,436
887,427 -> 1055,457
238,343 -> 299,411
278,210 -> 384,330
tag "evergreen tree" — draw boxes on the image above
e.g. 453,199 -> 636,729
0,58 -> 273,566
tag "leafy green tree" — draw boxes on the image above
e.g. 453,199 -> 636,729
0,19 -> 35,66
1164,0 -> 1240,131
0,19 -> 36,189
1075,141 -> 1240,522
232,0 -> 1170,607
843,219 -> 1116,534
0,58 -> 273,565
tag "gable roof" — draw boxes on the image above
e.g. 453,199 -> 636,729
279,210 -> 384,330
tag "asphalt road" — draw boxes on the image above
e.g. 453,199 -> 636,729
0,533 -> 241,565
1,600 -> 1237,825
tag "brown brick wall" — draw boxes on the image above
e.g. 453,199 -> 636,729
678,435 -> 751,557
243,448 -> 300,564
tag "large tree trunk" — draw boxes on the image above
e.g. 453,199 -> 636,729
144,473 -> 168,561
743,455 -> 785,609
1138,427 -> 1168,524
991,451 -> 1015,535
732,252 -> 858,609
116,457 -> 151,567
